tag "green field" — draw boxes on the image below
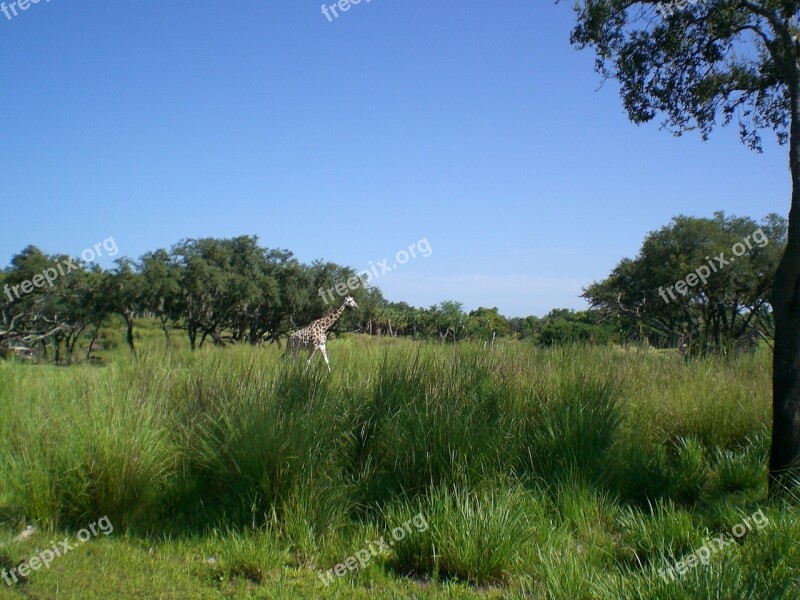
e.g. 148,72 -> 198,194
0,328 -> 797,598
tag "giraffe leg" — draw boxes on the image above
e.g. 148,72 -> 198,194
285,338 -> 301,363
319,344 -> 331,373
304,347 -> 316,372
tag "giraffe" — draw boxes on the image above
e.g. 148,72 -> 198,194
286,295 -> 358,372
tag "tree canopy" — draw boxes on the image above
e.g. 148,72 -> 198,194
1,236 -> 534,361
584,212 -> 786,354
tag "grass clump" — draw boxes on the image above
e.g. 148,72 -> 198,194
385,482 -> 537,585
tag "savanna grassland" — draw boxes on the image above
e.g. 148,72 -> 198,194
0,324 -> 797,599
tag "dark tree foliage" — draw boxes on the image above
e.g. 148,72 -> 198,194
0,247 -> 108,364
508,315 -> 540,340
535,308 -> 617,347
0,236 -> 516,361
584,213 -> 786,354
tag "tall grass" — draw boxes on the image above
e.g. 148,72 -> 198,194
0,333 -> 790,594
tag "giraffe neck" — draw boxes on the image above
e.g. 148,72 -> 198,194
317,302 -> 348,332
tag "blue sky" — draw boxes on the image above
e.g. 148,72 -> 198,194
0,0 -> 790,316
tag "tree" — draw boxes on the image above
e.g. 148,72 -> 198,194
253,248 -> 306,346
168,236 -> 338,349
568,0 -> 800,494
140,249 -> 180,349
584,213 -> 785,354
0,246 -> 98,364
171,237 -> 232,349
385,301 -> 416,336
465,307 -> 510,340
508,315 -> 539,340
535,308 -> 615,346
355,287 -> 387,335
107,258 -> 144,355
1,246 -> 52,355
46,258 -> 92,365
429,301 -> 467,342
80,267 -> 114,362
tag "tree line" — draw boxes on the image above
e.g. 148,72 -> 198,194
0,235 -> 600,363
0,214 -> 784,364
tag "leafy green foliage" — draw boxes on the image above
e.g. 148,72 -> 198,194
583,213 -> 785,354
569,0 -> 796,150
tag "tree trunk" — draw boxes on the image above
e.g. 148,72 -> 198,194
54,333 -> 62,365
121,309 -> 136,356
187,320 -> 197,351
769,85 -> 800,496
66,324 -> 86,364
86,322 -> 102,361
160,315 -> 171,350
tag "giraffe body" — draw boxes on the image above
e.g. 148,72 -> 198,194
286,296 -> 358,372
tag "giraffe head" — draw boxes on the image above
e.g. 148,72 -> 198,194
342,295 -> 359,309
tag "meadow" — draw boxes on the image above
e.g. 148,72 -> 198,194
0,325 -> 797,598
